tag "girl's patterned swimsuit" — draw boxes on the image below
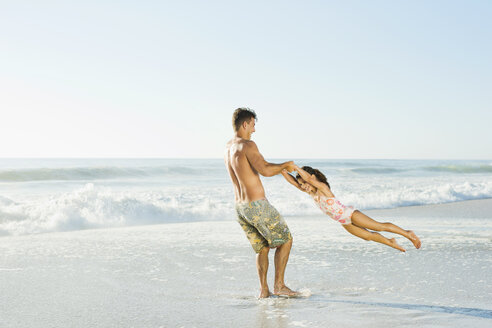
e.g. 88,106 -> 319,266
314,195 -> 355,225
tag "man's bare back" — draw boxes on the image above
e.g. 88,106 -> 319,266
225,137 -> 267,203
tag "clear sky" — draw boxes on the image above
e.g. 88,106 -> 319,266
1,1 -> 491,159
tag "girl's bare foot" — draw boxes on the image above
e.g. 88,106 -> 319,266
259,288 -> 271,298
273,285 -> 299,297
389,238 -> 406,252
407,230 -> 421,249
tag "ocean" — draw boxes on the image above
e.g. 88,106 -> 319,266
1,158 -> 491,327
1,158 -> 492,236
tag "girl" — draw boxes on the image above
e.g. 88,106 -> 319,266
281,165 -> 421,252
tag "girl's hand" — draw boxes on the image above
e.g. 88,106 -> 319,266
281,169 -> 304,192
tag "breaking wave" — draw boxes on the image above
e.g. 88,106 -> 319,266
1,179 -> 492,236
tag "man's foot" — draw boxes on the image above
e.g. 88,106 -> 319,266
273,285 -> 299,297
407,230 -> 421,249
258,288 -> 271,298
389,238 -> 406,252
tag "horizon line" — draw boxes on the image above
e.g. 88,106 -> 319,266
0,157 -> 491,161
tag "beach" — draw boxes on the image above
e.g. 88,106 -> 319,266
1,198 -> 491,327
3,0 -> 492,325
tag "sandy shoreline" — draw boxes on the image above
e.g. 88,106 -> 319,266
1,199 -> 491,327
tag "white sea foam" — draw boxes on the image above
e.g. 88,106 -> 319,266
1,158 -> 491,236
266,176 -> 492,213
0,183 -> 232,236
1,178 -> 492,236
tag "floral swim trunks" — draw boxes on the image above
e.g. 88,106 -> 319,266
235,199 -> 292,253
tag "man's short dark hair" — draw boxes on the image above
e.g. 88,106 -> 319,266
232,108 -> 257,132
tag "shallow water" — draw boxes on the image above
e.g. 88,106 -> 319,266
1,203 -> 491,327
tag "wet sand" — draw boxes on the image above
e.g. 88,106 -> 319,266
1,199 -> 491,327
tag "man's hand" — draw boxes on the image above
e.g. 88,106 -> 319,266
285,161 -> 296,173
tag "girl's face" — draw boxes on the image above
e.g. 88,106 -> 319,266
298,178 -> 316,194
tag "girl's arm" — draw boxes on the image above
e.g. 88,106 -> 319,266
294,165 -> 329,191
281,169 -> 304,192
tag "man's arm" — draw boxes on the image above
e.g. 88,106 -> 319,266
245,141 -> 294,177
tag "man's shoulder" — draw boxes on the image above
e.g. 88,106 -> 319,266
240,140 -> 259,155
227,138 -> 256,148
242,139 -> 256,147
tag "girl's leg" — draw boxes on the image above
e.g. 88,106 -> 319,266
343,224 -> 406,252
351,211 -> 421,249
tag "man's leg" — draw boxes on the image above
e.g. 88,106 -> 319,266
256,246 -> 271,298
273,239 -> 298,296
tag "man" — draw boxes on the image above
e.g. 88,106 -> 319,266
224,108 -> 298,298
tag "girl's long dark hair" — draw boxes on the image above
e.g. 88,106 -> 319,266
296,166 -> 330,189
